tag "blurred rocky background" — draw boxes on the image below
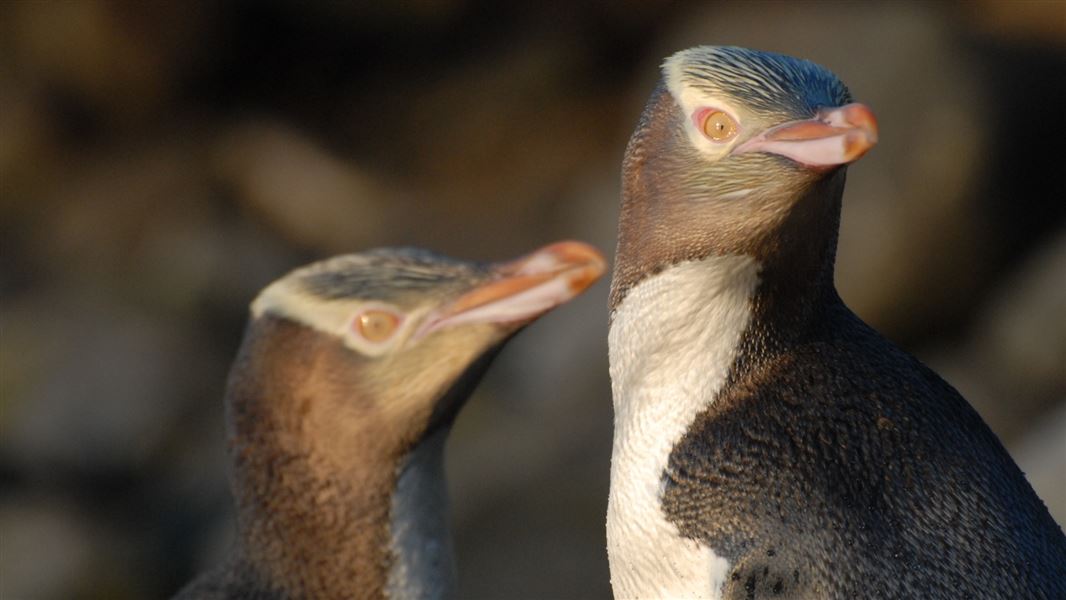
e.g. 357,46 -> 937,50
1,1 -> 1063,598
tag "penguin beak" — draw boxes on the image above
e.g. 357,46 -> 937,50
415,241 -> 606,337
733,102 -> 878,168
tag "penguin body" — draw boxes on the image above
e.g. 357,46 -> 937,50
175,242 -> 605,600
606,46 -> 1066,599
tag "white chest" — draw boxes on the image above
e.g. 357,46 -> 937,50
606,255 -> 759,599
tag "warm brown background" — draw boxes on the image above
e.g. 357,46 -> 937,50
1,2 -> 1063,599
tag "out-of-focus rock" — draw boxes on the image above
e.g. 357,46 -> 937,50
0,495 -> 127,600
0,79 -> 56,205
0,293 -> 218,471
966,0 -> 1066,44
11,129 -> 298,317
337,37 -> 628,256
268,0 -> 468,31
27,140 -> 223,309
1,1 -> 210,126
398,40 -> 611,202
928,233 -> 1066,442
975,234 -> 1066,401
213,121 -> 399,254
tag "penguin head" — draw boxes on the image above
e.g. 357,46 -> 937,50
612,46 -> 878,311
235,241 -> 605,457
660,45 -> 873,174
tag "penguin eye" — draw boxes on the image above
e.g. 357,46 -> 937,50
698,109 -> 738,142
354,309 -> 401,343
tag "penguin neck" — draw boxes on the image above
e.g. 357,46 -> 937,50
608,168 -> 848,400
224,319 -> 456,599
739,171 -> 848,370
386,428 -> 456,598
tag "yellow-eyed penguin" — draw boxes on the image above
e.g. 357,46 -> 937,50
175,241 -> 605,600
606,45 -> 1066,599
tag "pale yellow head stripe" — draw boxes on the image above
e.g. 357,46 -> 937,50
250,277 -> 430,358
662,48 -> 747,162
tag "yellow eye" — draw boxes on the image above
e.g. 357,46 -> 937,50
701,110 -> 737,142
356,309 -> 400,343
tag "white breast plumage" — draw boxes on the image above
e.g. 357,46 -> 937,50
606,254 -> 759,600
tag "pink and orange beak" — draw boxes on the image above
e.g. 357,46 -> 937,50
415,241 -> 606,338
733,102 -> 878,169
